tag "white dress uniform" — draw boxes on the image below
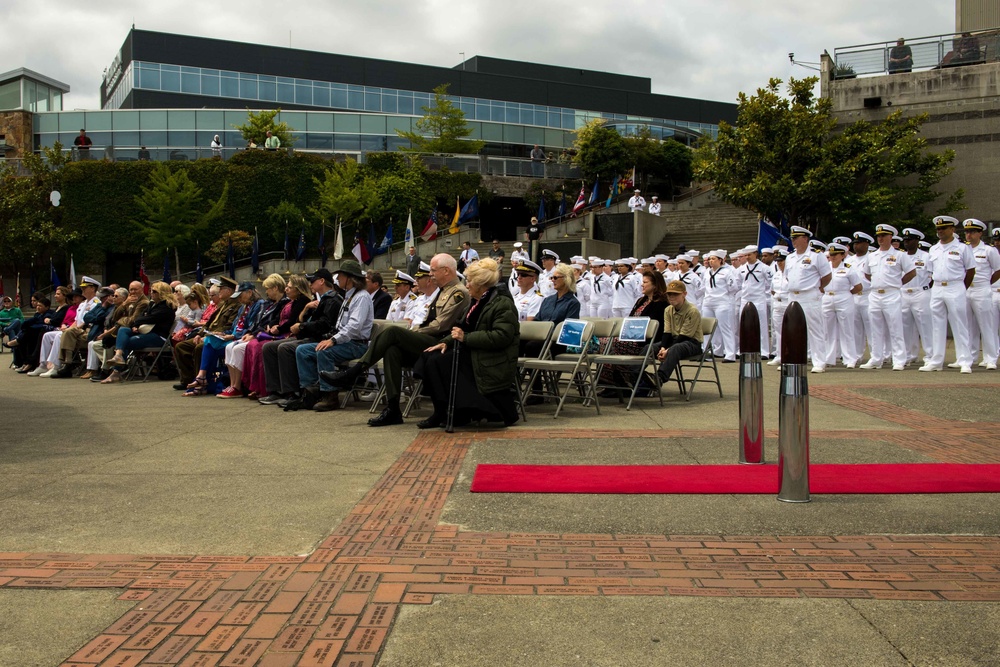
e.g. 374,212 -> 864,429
538,268 -> 556,297
628,194 -> 646,212
901,247 -> 933,364
647,200 -> 661,216
407,289 -> 437,330
822,260 -> 861,367
701,263 -> 740,361
769,260 -> 789,364
847,253 -> 873,361
865,243 -> 915,369
738,260 -> 772,357
923,232 -> 975,370
576,271 -> 594,317
509,249 -> 530,291
678,269 -> 704,309
965,239 -> 1000,367
513,287 -> 545,321
386,295 -> 409,322
612,270 -> 642,318
591,270 -> 614,318
784,243 -> 832,371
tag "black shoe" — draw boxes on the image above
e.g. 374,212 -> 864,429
54,365 -> 75,378
90,373 -> 106,383
173,382 -> 187,391
524,395 -> 544,406
368,406 -> 404,427
320,364 -> 365,389
258,393 -> 284,405
417,414 -> 443,429
278,392 -> 301,409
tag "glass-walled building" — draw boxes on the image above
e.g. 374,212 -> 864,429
81,29 -> 734,156
0,68 -> 69,113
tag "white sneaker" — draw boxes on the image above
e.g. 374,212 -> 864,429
26,366 -> 47,376
766,358 -> 780,366
859,360 -> 882,370
947,362 -> 962,368
810,366 -> 825,373
987,363 -> 997,370
844,362 -> 857,369
39,367 -> 60,378
892,365 -> 905,371
919,364 -> 942,372
960,366 -> 972,374
978,361 -> 987,368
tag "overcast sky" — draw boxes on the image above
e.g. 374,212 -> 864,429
2,0 -> 954,110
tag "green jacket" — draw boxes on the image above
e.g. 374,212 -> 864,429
0,306 -> 24,328
444,290 -> 520,395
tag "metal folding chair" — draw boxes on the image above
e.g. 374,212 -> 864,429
521,319 -> 598,418
673,317 -> 723,401
590,318 -> 662,410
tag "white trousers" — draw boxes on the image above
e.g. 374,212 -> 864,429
853,295 -> 872,361
789,290 -> 826,368
612,306 -> 630,318
596,302 -> 613,318
702,297 -> 737,360
739,297 -> 770,357
822,293 -> 858,366
224,339 -> 250,371
901,287 -> 933,363
928,283 -> 972,367
966,286 -> 999,365
771,296 -> 789,361
86,339 -> 113,371
40,330 -> 63,367
868,289 -> 907,367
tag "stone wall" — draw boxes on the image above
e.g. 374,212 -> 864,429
0,110 -> 32,159
821,57 -> 1000,224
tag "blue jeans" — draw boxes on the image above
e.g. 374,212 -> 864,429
296,339 -> 369,391
115,329 -> 165,357
199,339 -> 231,372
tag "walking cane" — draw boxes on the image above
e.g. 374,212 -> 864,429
445,340 -> 461,433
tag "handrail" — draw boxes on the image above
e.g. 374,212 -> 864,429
833,26 -> 1000,77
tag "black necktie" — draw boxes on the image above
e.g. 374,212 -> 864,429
710,269 -> 720,289
746,263 -> 760,282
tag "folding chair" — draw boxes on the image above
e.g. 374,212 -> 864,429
590,318 -> 662,410
122,338 -> 173,382
521,319 -> 598,418
514,320 -> 555,422
673,317 -> 723,401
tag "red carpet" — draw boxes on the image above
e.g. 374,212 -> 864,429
469,463 -> 1000,494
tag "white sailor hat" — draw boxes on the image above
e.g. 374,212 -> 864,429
963,218 -> 987,232
743,245 -> 759,254
208,278 -> 222,286
828,242 -> 848,254
761,247 -> 775,254
627,257 -> 638,265
874,223 -> 898,236
686,249 -> 699,257
392,270 -> 415,285
79,275 -> 101,288
729,252 -> 740,260
810,239 -> 828,251
588,256 -> 599,262
676,254 -> 692,264
902,228 -> 925,240
592,259 -> 606,267
773,246 -> 789,257
415,262 -> 432,277
641,257 -> 656,265
614,258 -> 631,266
832,236 -> 852,245
572,263 -> 587,271
790,225 -> 812,238
570,255 -> 586,264
852,231 -> 874,244
541,249 -> 560,261
919,241 -> 931,250
992,228 -> 1000,239
654,254 -> 670,262
701,253 -> 711,261
513,242 -> 523,249
710,249 -> 727,260
933,215 -> 959,228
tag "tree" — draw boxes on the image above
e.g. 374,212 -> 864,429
232,108 -> 297,147
573,119 -> 630,183
206,229 -> 254,263
310,159 -> 374,225
624,127 -> 693,194
132,163 -> 229,272
0,143 -> 77,274
397,84 -> 485,154
695,76 -> 962,237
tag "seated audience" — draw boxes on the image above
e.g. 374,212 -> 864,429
27,286 -> 75,376
242,274 -> 310,400
218,274 -> 288,398
599,270 -> 669,391
101,281 -> 178,383
82,288 -> 128,380
654,280 -> 704,386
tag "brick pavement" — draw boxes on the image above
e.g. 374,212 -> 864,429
3,383 -> 1000,666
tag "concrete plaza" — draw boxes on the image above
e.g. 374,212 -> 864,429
1,354 -> 998,666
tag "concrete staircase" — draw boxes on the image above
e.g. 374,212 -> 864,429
653,200 -> 760,257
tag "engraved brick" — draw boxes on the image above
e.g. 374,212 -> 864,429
176,611 -> 226,636
67,635 -> 127,663
289,602 -> 331,626
358,603 -> 396,628
105,610 -> 157,635
202,590 -> 243,613
197,624 -> 245,652
345,627 -> 387,653
315,615 -> 357,640
220,602 -> 266,625
219,639 -> 270,667
245,613 -> 291,640
181,580 -> 224,601
242,580 -> 281,602
154,600 -> 200,625
177,652 -> 222,667
101,650 -> 148,667
272,625 -> 314,651
297,640 -> 345,667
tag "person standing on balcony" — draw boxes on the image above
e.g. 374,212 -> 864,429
530,144 -> 545,177
74,129 -> 92,160
647,195 -> 661,216
405,246 -> 421,278
628,189 -> 646,213
264,130 -> 281,150
211,135 -> 222,158
526,217 -> 542,262
888,38 -> 913,73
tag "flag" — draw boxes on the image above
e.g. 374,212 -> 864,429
367,224 -> 377,263
351,227 -> 363,263
622,165 -> 635,190
588,176 -> 600,206
606,176 -> 620,208
162,251 -> 171,283
196,241 -> 204,284
376,222 -> 392,255
758,216 -> 789,250
49,257 -> 61,288
537,196 -> 546,224
14,272 -> 21,307
295,228 -> 306,262
448,196 -> 461,234
138,251 -> 150,295
557,191 -> 567,218
571,185 -> 585,216
69,255 -> 77,287
29,266 -> 37,301
283,222 -> 290,261
226,235 -> 236,278
458,194 -> 479,224
318,224 -> 327,267
251,229 -> 260,274
404,212 -> 415,248
334,221 -> 344,260
421,210 -> 439,241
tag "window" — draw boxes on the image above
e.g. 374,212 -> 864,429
334,114 -> 360,133
307,113 -> 334,132
313,83 -> 330,108
240,75 -> 257,100
277,78 -> 294,104
334,134 -> 360,151
168,110 -> 196,129
295,80 -> 312,105
181,68 -> 200,94
202,73 -> 220,97
220,72 -> 239,98
138,64 -> 160,90
139,110 -> 168,130
84,112 -> 112,131
0,81 -> 22,110
160,65 -> 180,92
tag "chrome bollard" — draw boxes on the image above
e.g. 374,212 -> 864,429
777,301 -> 810,502
739,302 -> 764,464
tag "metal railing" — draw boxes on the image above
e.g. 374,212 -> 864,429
834,27 -> 1000,77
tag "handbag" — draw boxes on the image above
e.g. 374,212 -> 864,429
138,324 -> 155,334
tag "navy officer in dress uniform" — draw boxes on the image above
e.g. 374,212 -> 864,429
511,259 -> 546,321
386,270 -> 418,323
321,253 -> 470,426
